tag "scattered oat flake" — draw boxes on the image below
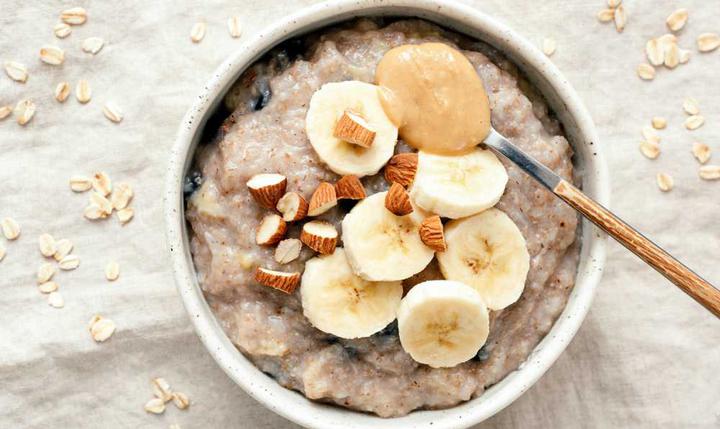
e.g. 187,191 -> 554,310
664,42 -> 680,69
38,281 -> 58,294
48,292 -> 65,308
692,142 -> 711,164
76,80 -> 92,104
102,103 -> 123,123
90,192 -> 113,216
172,392 -> 190,410
38,233 -> 57,257
646,39 -> 664,66
542,37 -> 556,56
613,5 -> 626,32
228,16 -> 242,38
60,7 -> 87,25
59,254 -> 81,271
639,141 -> 660,159
82,37 -> 105,55
38,262 -> 56,284
54,22 -> 72,38
53,239 -> 73,261
697,33 -> 720,53
0,106 -> 11,120
597,9 -> 614,23
684,115 -> 704,130
666,8 -> 688,32
642,126 -> 660,144
191,22 -> 206,43
151,378 -> 173,402
84,204 -> 105,220
117,207 -> 134,224
105,261 -> 120,281
651,117 -> 667,129
40,45 -> 65,65
92,172 -> 112,196
70,175 -> 92,192
55,82 -> 71,102
15,99 -> 36,126
4,61 -> 28,83
679,49 -> 691,64
636,63 -> 655,80
110,183 -> 133,210
683,97 -> 699,115
699,165 -> 720,180
1,217 -> 20,240
144,397 -> 166,414
656,173 -> 674,191
90,317 -> 116,342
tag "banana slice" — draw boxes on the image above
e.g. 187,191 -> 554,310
397,280 -> 489,368
409,149 -> 508,219
342,192 -> 434,281
437,208 -> 530,310
301,248 -> 402,339
305,81 -> 398,177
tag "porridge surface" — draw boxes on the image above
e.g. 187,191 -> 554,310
186,19 -> 579,417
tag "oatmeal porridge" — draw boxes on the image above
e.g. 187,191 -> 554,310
185,19 -> 579,417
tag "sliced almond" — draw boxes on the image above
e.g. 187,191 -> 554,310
333,110 -> 376,148
90,317 -> 116,342
613,5 -> 626,33
308,182 -> 337,216
697,33 -> 720,53
92,172 -> 112,196
55,82 -> 71,102
53,239 -> 73,261
151,378 -> 173,402
666,8 -> 688,32
0,105 -> 11,120
39,45 -> 65,65
4,61 -> 28,83
276,192 -> 308,222
636,63 -> 655,80
54,22 -> 72,38
38,233 -> 57,257
254,267 -> 301,294
190,22 -> 206,43
15,99 -> 36,126
683,97 -> 699,115
300,220 -> 337,255
76,80 -> 92,103
646,39 -> 664,66
81,37 -> 104,55
110,183 -> 133,209
247,173 -> 287,209
699,165 -> 720,180
656,173 -> 674,192
256,214 -> 287,246
59,254 -> 81,270
48,292 -> 64,308
384,152 -> 418,187
117,207 -> 134,224
542,37 -> 556,56
692,142 -> 711,164
639,141 -> 660,159
274,238 -> 302,264
90,192 -> 113,216
38,281 -> 58,294
651,116 -> 667,129
597,9 -> 615,23
38,262 -> 56,284
385,182 -> 413,216
60,7 -> 87,25
684,115 -> 704,130
664,42 -> 680,69
334,175 -> 366,200
144,397 -> 166,414
1,217 -> 20,240
419,215 -> 447,252
105,261 -> 120,281
102,102 -> 123,123
227,16 -> 242,38
172,392 -> 190,410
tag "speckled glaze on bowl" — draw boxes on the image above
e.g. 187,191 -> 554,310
164,1 -> 609,427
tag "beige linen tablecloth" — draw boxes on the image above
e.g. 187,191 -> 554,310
1,1 -> 718,427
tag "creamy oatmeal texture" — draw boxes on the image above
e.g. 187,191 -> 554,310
186,19 -> 579,417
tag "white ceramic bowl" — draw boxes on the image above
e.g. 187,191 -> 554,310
165,1 -> 609,427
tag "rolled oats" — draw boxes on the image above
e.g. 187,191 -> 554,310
76,80 -> 92,103
684,115 -> 704,130
38,233 -> 57,257
105,261 -> 120,281
666,8 -> 688,32
39,45 -> 65,65
55,82 -> 71,102
15,99 -> 36,126
692,142 -> 711,164
54,23 -> 72,38
699,165 -> 720,180
81,37 -> 104,55
59,254 -> 81,270
697,33 -> 720,52
656,173 -> 674,191
38,262 -> 56,284
48,292 -> 64,308
4,61 -> 28,83
1,217 -> 20,240
60,7 -> 87,25
190,22 -> 206,43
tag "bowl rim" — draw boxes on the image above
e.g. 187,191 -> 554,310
164,1 -> 609,428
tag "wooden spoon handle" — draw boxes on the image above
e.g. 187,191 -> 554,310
554,179 -> 720,317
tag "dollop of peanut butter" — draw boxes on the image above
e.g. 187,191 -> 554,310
375,43 -> 491,155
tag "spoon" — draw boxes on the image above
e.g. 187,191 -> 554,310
483,127 -> 720,318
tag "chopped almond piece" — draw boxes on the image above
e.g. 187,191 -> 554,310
256,214 -> 287,246
333,110 -> 376,148
274,238 -> 302,264
419,215 -> 447,252
300,220 -> 337,254
384,153 -> 418,187
254,267 -> 300,294
308,182 -> 337,216
247,173 -> 287,209
276,192 -> 308,222
385,182 -> 413,216
334,175 -> 366,200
